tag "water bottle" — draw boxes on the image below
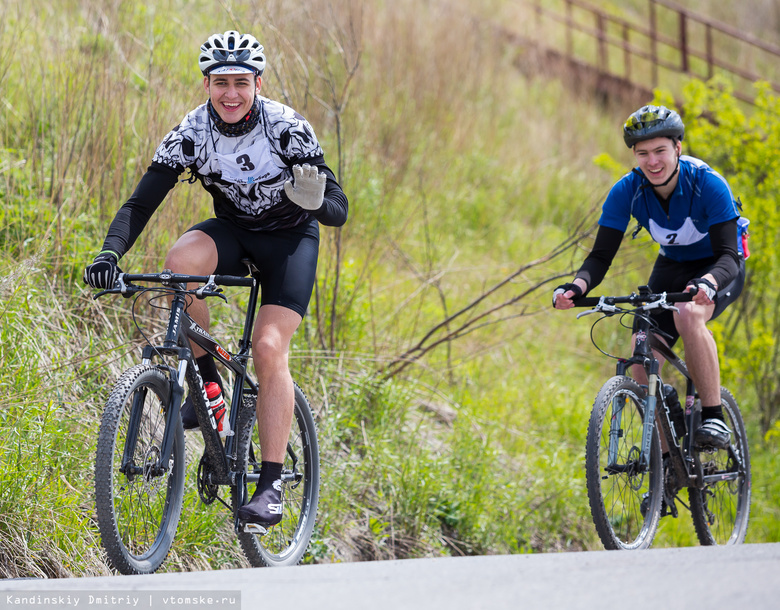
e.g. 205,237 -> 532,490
663,384 -> 685,438
205,381 -> 232,438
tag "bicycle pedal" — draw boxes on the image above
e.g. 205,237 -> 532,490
242,522 -> 268,536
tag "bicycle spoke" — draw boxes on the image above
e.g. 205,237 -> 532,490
95,365 -> 184,574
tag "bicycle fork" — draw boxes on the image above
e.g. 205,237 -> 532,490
640,363 -> 662,470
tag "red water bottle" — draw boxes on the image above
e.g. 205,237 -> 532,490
205,382 -> 231,438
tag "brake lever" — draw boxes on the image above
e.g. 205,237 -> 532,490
642,292 -> 680,314
195,276 -> 227,302
576,296 -> 620,319
576,308 -> 599,319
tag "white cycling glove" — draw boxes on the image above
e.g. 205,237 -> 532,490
283,164 -> 326,211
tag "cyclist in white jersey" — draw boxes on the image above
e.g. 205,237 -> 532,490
84,31 -> 348,525
553,105 -> 745,450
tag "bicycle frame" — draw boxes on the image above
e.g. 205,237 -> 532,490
577,288 -> 704,489
115,272 -> 258,488
611,321 -> 702,489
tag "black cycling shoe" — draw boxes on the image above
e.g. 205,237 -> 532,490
694,418 -> 731,450
237,479 -> 283,526
180,394 -> 199,430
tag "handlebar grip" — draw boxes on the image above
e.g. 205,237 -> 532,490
572,296 -> 602,307
211,275 -> 254,287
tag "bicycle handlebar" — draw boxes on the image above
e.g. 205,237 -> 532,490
93,271 -> 255,300
573,290 -> 694,308
120,271 -> 255,287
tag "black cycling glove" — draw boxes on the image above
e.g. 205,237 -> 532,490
83,252 -> 122,289
686,277 -> 717,302
552,282 -> 583,307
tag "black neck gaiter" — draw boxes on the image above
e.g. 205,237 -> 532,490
207,97 -> 261,137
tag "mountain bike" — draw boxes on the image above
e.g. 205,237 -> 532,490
573,286 -> 750,550
93,263 -> 320,574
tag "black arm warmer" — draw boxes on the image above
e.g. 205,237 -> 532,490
101,162 -> 181,259
574,225 -> 624,292
706,218 -> 740,288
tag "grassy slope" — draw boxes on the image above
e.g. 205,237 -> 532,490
1,0 -> 778,575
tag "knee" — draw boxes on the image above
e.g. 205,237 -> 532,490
164,232 -> 217,273
674,303 -> 709,337
252,334 -> 288,372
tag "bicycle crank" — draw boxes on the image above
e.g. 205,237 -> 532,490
197,453 -> 220,505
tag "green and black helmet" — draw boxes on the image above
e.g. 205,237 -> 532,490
623,105 -> 684,148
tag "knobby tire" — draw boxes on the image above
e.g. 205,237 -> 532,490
689,387 -> 751,545
94,364 -> 185,574
233,382 -> 320,566
586,376 -> 663,550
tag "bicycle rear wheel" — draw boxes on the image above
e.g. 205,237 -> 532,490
94,364 -> 185,574
586,376 -> 663,550
233,382 -> 320,566
689,387 -> 751,545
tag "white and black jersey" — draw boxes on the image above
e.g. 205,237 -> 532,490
101,96 -> 348,259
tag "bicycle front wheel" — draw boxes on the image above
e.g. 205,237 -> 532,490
689,387 -> 751,545
233,382 -> 320,567
94,364 -> 185,574
585,376 -> 663,550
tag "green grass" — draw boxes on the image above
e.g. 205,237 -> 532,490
1,0 -> 778,576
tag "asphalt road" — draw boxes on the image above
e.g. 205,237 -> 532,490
2,543 -> 779,610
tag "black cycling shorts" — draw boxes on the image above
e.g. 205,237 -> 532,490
633,253 -> 746,346
187,217 -> 319,318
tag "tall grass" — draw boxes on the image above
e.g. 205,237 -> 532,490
1,0 -> 778,576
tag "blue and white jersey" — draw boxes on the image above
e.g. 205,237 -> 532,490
599,156 -> 740,261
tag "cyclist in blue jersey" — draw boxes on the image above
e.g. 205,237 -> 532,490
553,105 -> 745,450
84,31 -> 349,525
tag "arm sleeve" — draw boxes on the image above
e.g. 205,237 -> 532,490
707,218 -> 740,288
100,162 -> 181,258
574,225 -> 624,293
310,161 -> 348,227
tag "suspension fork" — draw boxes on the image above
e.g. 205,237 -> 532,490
640,360 -> 661,470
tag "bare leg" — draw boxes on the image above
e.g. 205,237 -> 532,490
163,230 -> 218,358
674,301 -> 719,405
252,304 -> 302,463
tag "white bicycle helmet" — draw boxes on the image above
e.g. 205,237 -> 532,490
199,30 -> 266,76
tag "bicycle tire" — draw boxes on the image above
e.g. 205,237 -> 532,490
689,387 -> 751,545
586,375 -> 663,550
233,382 -> 320,567
94,364 -> 185,574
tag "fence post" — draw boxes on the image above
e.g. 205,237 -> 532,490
680,12 -> 689,73
623,23 -> 631,79
706,24 -> 714,79
597,13 -> 607,68
565,0 -> 573,60
650,0 -> 658,88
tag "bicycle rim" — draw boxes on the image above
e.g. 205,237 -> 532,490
689,387 -> 751,545
586,376 -> 662,550
234,383 -> 320,566
94,365 -> 185,574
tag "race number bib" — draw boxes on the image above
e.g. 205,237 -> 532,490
648,217 -> 708,246
216,137 -> 282,185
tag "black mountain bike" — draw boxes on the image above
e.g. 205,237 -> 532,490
93,264 -> 320,574
574,286 -> 750,550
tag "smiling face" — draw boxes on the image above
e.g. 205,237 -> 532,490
204,72 -> 261,123
633,136 -> 682,194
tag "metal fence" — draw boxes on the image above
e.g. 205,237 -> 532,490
530,0 -> 780,105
